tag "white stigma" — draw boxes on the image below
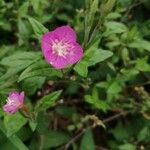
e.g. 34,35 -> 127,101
52,40 -> 70,57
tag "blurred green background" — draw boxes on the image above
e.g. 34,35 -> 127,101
0,0 -> 150,150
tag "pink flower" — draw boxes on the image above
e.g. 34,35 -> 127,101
3,91 -> 25,113
41,25 -> 83,69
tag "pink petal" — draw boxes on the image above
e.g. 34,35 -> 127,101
54,25 -> 76,42
8,91 -> 20,102
19,92 -> 24,103
3,104 -> 17,113
51,56 -> 68,69
41,31 -> 58,44
66,42 -> 83,64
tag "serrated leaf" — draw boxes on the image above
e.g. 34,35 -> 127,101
35,90 -> 62,111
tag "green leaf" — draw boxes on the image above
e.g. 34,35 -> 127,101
88,49 -> 113,66
0,45 -> 13,60
18,2 -> 29,18
35,90 -> 62,111
0,120 -> 29,150
74,60 -> 88,77
30,0 -> 41,13
111,122 -> 129,141
18,60 -> 62,81
135,57 -> 150,72
18,19 -> 30,45
43,131 -> 70,148
138,127 -> 149,141
0,52 -> 41,81
84,0 -> 98,44
106,12 -> 121,20
55,106 -> 76,118
80,129 -> 95,150
0,51 -> 41,66
100,0 -> 116,17
85,95 -> 109,112
105,21 -> 128,35
28,17 -> 48,39
107,81 -> 122,95
0,76 -> 17,90
4,112 -> 27,137
129,39 -> 150,52
74,49 -> 113,77
29,120 -> 37,132
119,143 -> 136,150
22,76 -> 45,95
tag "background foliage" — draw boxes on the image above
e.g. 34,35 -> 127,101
0,0 -> 150,150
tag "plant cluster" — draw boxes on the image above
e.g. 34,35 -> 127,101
0,0 -> 150,150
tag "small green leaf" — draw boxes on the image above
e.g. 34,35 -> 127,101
29,120 -> 37,132
18,19 -> 30,45
129,39 -> 150,52
74,49 -> 113,77
43,131 -> 70,148
135,57 -> 150,72
105,21 -> 128,35
119,143 -> 136,150
88,49 -> 113,66
100,0 -> 116,17
85,95 -> 109,112
138,127 -> 149,141
22,76 -> 45,95
35,90 -> 62,111
111,122 -> 129,141
106,12 -> 121,20
28,17 -> 48,39
18,2 -> 29,18
74,60 -> 88,77
107,81 -> 122,95
4,112 -> 27,137
80,129 -> 95,150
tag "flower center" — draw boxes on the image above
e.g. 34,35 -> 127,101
52,40 -> 70,57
